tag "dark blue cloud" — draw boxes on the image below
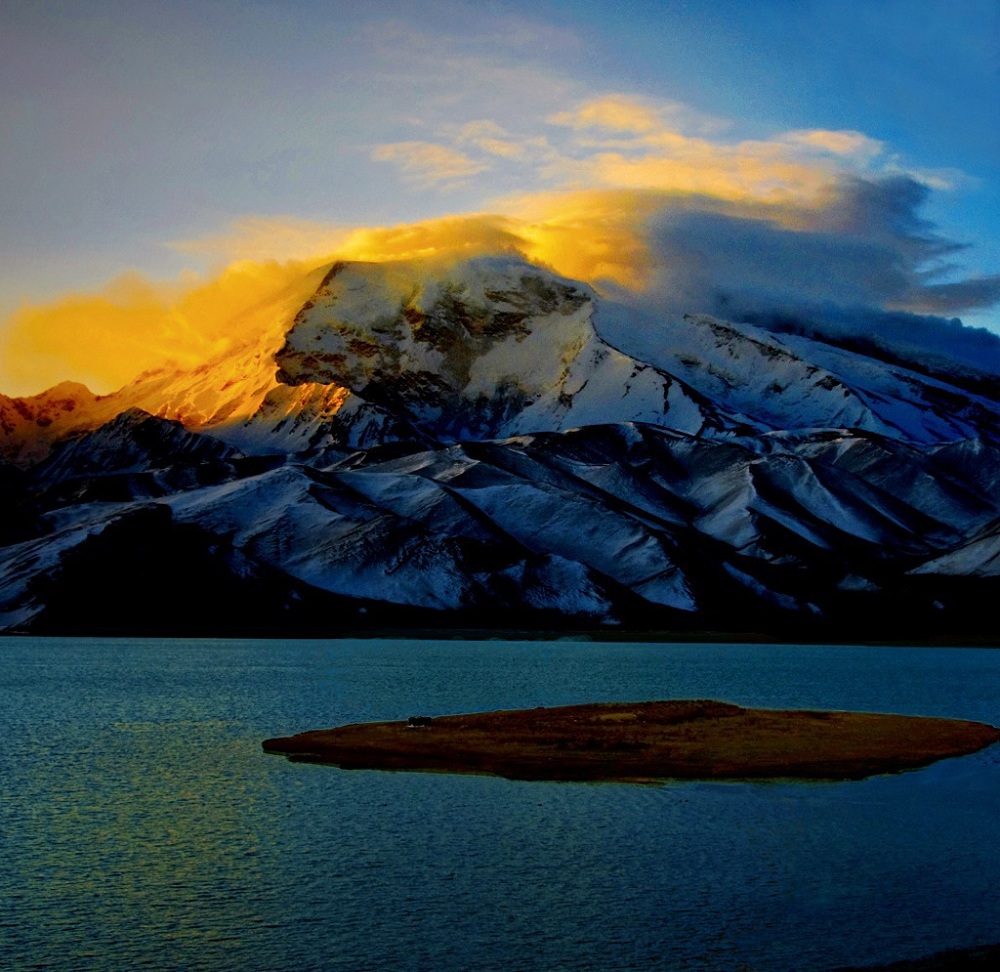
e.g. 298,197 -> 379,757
640,176 -> 1000,375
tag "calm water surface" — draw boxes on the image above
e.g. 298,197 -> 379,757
2,637 -> 1000,971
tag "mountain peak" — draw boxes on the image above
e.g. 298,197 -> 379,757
34,380 -> 97,400
6,256 -> 1000,469
275,256 -> 729,441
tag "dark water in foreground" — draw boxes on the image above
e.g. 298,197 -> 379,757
2,638 -> 1000,972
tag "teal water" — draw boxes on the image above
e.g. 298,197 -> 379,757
2,638 -> 1000,971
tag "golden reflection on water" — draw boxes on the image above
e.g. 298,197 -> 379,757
8,716 -> 276,967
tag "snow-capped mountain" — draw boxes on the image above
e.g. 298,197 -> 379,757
275,258 -> 736,441
4,254 -> 1000,637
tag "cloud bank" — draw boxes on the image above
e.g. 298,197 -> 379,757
2,94 -> 998,395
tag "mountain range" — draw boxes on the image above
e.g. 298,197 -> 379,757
4,254 -> 1000,638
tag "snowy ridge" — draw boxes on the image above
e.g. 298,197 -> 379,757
6,418 -> 1000,634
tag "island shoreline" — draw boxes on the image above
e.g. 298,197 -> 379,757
263,700 -> 1000,783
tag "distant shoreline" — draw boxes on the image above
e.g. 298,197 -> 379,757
323,627 -> 1000,648
4,627 -> 1000,648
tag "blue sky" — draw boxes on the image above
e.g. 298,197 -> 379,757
1,0 -> 997,394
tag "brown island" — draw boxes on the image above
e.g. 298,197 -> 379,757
262,700 -> 1000,783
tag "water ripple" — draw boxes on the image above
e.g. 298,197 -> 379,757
3,637 -> 1000,970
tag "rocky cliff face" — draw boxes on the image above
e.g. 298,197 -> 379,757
4,255 -> 1000,636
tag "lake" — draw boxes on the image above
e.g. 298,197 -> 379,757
2,637 -> 999,971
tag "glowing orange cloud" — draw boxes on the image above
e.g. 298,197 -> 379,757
0,191 -> 700,398
538,96 -> 887,206
0,93 -> 959,399
780,129 -> 884,157
548,94 -> 666,134
370,142 -> 490,186
172,216 -> 351,264
449,120 -> 538,159
0,198 -> 666,396
0,260 -> 326,396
